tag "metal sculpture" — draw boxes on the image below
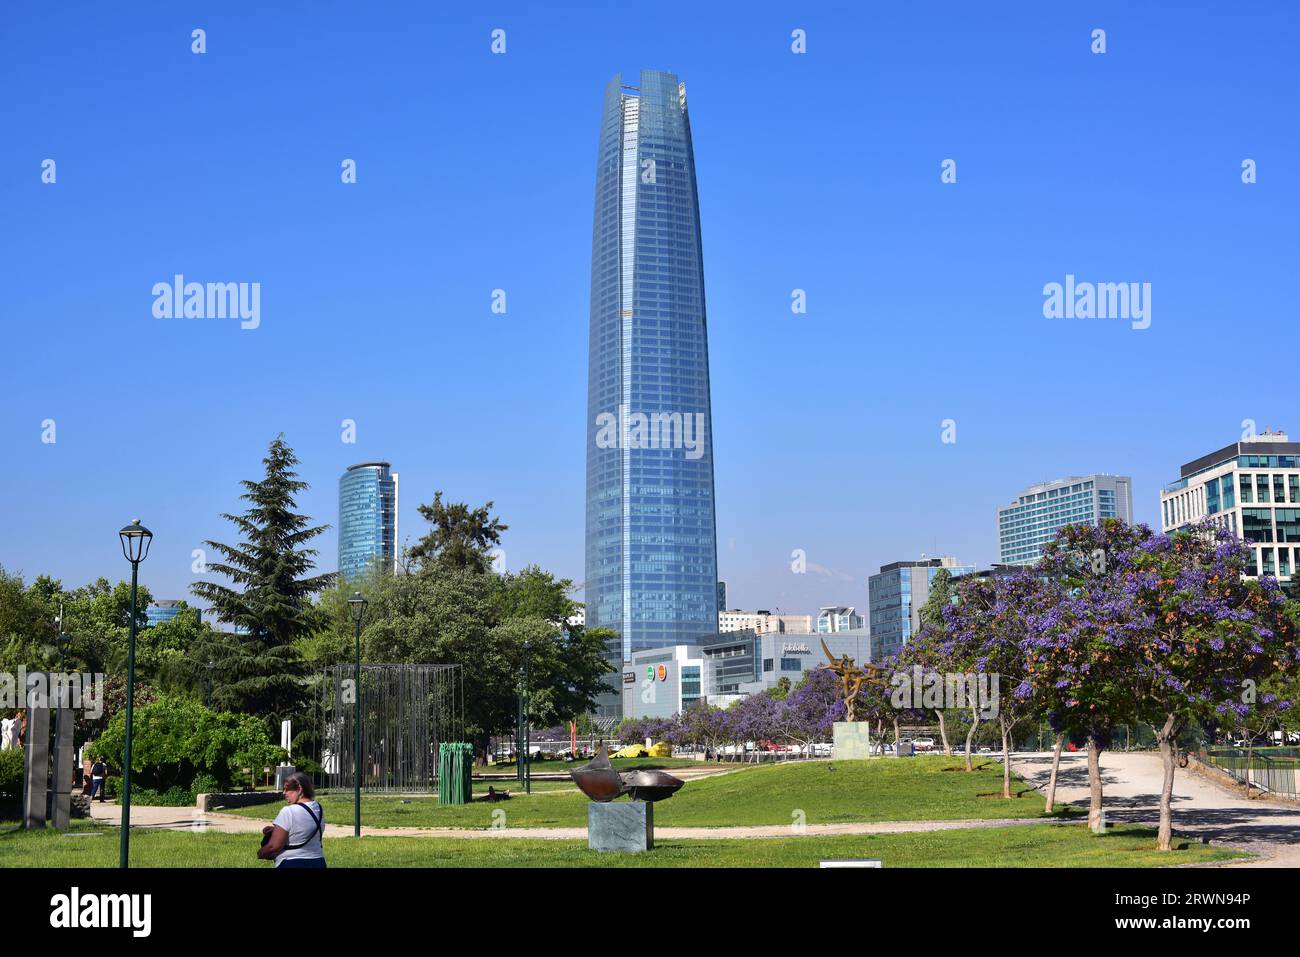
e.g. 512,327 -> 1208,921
318,664 -> 464,793
817,637 -> 888,723
571,744 -> 684,803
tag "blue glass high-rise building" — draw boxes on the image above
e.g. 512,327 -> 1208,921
338,461 -> 398,581
585,71 -> 720,700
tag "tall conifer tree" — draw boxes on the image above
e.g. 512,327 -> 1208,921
187,436 -> 333,724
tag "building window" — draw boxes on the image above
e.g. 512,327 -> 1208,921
1262,548 -> 1276,576
1245,549 -> 1259,576
1275,509 -> 1300,543
780,658 -> 802,672
763,658 -> 773,672
1223,473 -> 1236,509
1243,508 -> 1274,543
1241,477 -> 1253,504
1205,477 -> 1220,515
1257,475 -> 1271,503
1291,475 -> 1300,504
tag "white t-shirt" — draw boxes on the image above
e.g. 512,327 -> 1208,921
272,800 -> 324,866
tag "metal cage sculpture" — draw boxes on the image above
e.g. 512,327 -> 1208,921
318,664 -> 464,793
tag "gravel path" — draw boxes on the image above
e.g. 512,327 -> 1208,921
1011,749 -> 1300,867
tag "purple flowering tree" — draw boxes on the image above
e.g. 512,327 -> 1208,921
1025,519 -> 1152,826
777,668 -> 843,755
1114,522 -> 1298,848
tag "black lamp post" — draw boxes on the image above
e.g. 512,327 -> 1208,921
117,519 -> 152,869
346,592 -> 368,838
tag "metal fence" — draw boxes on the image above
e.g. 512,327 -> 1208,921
317,664 -> 464,793
1198,747 -> 1300,800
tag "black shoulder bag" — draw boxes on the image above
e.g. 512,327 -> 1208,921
261,802 -> 323,850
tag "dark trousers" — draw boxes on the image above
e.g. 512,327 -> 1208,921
90,778 -> 105,801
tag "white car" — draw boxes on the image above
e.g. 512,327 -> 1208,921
910,738 -> 935,752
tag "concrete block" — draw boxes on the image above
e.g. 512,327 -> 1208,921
588,800 -> 653,852
833,721 -> 874,760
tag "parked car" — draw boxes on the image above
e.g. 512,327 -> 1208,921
911,738 -> 935,752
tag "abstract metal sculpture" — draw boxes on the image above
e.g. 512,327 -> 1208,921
570,744 -> 684,803
817,637 -> 888,723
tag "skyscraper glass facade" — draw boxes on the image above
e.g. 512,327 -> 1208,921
339,462 -> 398,581
867,559 -> 974,661
585,71 -> 720,685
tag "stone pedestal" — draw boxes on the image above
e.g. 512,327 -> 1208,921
24,699 -> 50,829
832,721 -> 873,760
51,707 -> 75,830
587,800 -> 653,852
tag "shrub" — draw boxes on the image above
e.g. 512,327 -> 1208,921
95,694 -> 286,791
190,773 -> 220,797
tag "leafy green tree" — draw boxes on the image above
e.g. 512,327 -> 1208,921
407,491 -> 507,574
93,693 -> 285,790
185,437 -> 333,726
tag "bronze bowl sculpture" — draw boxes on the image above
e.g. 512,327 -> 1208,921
620,769 -> 684,803
570,744 -> 685,803
570,744 -> 626,802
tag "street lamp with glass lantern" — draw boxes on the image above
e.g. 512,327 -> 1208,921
117,519 -> 152,869
346,592 -> 368,837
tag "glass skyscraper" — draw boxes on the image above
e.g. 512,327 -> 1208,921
338,461 -> 398,581
584,71 -> 720,696
868,558 -> 975,661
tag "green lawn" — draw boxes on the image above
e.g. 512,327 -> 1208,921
220,756 -> 1075,829
481,756 -> 717,775
0,820 -> 1247,868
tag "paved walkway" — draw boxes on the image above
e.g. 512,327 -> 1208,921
1011,750 -> 1300,867
87,801 -> 1058,841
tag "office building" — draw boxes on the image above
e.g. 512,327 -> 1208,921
868,557 -> 974,660
816,606 -> 864,633
719,609 -> 813,635
620,629 -> 871,719
997,474 -> 1133,565
145,601 -> 200,628
1161,429 -> 1299,580
584,70 -> 720,719
338,461 -> 399,581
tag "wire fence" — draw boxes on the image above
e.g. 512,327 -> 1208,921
1197,747 -> 1300,800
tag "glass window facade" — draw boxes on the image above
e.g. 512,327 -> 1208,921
996,476 -> 1132,565
585,71 -> 719,674
338,462 -> 397,581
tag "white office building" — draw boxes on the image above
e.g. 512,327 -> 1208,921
997,474 -> 1133,565
1161,430 -> 1299,581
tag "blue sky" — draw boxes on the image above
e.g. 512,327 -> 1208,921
2,2 -> 1296,616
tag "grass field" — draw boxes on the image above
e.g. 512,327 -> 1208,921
0,820 -> 1245,868
220,756 -> 1077,829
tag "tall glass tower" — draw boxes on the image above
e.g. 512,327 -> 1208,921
339,462 -> 398,581
585,70 -> 720,698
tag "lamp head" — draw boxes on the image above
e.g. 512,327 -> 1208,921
118,519 -> 153,564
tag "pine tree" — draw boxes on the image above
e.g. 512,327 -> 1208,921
187,436 -> 334,724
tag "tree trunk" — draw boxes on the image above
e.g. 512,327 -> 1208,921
937,711 -> 951,755
1000,716 -> 1012,799
1087,731 -> 1105,832
1045,733 -> 1065,814
892,718 -> 900,750
964,707 -> 979,771
1155,714 -> 1178,851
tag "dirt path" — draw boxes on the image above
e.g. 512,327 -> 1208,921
1011,750 -> 1300,867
